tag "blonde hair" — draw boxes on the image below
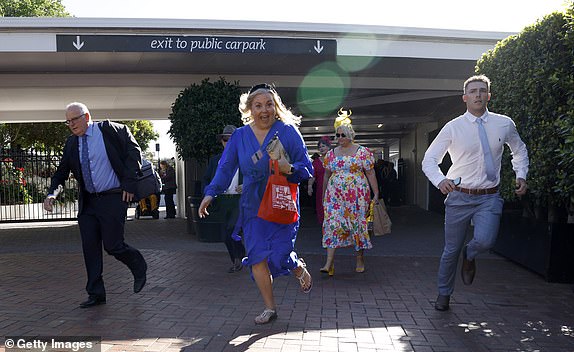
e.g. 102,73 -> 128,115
238,87 -> 302,126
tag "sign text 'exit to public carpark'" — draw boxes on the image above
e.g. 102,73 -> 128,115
57,35 -> 336,55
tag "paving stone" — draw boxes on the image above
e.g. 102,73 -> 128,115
0,206 -> 572,351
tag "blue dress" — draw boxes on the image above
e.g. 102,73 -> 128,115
205,120 -> 313,278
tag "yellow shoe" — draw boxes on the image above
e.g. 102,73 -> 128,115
320,264 -> 335,277
356,256 -> 365,273
328,264 -> 335,276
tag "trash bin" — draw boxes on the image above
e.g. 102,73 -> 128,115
186,196 -> 198,235
188,196 -> 225,242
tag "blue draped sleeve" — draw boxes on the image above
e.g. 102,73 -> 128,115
204,121 -> 314,277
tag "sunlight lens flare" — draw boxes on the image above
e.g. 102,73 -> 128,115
297,62 -> 349,117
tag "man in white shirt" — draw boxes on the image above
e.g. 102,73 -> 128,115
422,75 -> 529,311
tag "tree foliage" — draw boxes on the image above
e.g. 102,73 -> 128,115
0,0 -> 72,150
0,120 -> 158,153
0,0 -> 70,17
118,120 -> 159,153
1,122 -> 70,151
476,3 -> 574,209
168,77 -> 242,162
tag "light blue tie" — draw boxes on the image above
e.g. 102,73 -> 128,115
81,135 -> 97,193
477,118 -> 496,181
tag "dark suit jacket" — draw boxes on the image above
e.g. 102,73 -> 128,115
49,120 -> 142,214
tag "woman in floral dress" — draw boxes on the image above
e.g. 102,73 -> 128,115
320,110 -> 379,275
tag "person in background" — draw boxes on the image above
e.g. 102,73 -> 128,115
320,109 -> 379,276
307,136 -> 333,225
383,161 -> 398,207
198,83 -> 313,325
44,102 -> 147,308
202,125 -> 246,273
159,160 -> 177,219
374,159 -> 385,200
138,158 -> 160,219
422,74 -> 529,311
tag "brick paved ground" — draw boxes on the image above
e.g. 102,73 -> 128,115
0,206 -> 573,352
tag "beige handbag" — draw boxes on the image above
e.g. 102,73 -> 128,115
265,133 -> 290,162
371,200 -> 392,236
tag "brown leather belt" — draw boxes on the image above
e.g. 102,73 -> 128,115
454,186 -> 498,195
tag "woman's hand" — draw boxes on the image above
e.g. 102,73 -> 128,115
198,195 -> 214,218
277,157 -> 292,175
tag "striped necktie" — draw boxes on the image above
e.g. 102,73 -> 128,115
476,118 -> 496,181
81,135 -> 97,193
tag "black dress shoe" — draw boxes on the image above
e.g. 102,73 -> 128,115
79,295 -> 106,308
461,245 -> 476,285
133,261 -> 147,293
434,294 -> 450,311
227,263 -> 243,273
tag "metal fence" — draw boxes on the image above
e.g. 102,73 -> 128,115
1,148 -> 79,222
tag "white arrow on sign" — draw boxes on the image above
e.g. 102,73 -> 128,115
313,40 -> 324,54
73,35 -> 84,50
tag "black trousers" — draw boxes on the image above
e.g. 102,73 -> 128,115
217,195 -> 246,263
163,188 -> 176,217
78,193 -> 147,297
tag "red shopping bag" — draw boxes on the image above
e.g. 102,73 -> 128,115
257,160 -> 299,224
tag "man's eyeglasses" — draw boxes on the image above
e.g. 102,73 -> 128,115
335,133 -> 347,138
221,136 -> 230,142
64,113 -> 85,125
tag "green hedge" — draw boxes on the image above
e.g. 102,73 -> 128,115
476,6 -> 574,209
168,78 -> 242,162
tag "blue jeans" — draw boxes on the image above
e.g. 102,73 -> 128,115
437,191 -> 504,296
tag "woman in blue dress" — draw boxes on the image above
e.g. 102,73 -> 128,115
199,83 -> 314,325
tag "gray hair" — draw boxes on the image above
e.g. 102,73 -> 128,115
336,123 -> 356,140
66,102 -> 90,115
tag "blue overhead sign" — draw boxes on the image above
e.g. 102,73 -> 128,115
56,35 -> 336,55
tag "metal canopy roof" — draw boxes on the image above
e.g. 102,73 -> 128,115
0,18 -> 509,154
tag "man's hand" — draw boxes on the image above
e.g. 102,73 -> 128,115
515,178 -> 528,196
437,178 -> 457,195
43,195 -> 56,212
122,191 -> 134,203
235,184 -> 243,194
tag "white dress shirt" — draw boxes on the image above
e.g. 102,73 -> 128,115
224,170 -> 240,194
422,110 -> 529,189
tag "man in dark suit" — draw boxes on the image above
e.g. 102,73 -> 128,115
202,125 -> 245,273
43,102 -> 148,308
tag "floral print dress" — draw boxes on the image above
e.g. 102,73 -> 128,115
322,146 -> 374,250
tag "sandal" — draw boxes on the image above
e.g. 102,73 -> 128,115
295,258 -> 313,293
356,255 -> 365,273
320,264 -> 335,277
254,308 -> 277,324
